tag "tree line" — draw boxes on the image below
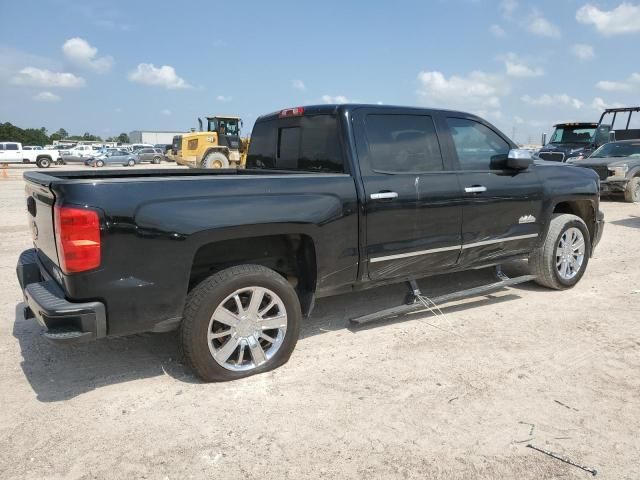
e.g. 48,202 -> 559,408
0,122 -> 130,146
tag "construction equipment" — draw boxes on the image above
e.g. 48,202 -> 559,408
170,116 -> 250,169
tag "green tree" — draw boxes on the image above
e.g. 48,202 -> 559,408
117,133 -> 130,144
50,128 -> 69,141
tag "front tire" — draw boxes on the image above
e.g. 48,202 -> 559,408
96,160 -> 105,167
201,151 -> 229,169
36,157 -> 51,168
529,214 -> 590,290
180,265 -> 301,382
152,156 -> 162,164
624,177 -> 640,203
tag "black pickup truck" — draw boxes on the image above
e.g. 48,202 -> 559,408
17,104 -> 604,381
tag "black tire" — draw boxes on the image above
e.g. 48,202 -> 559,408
529,214 -> 591,290
96,160 -> 104,167
202,151 -> 229,169
624,177 -> 640,203
127,159 -> 135,167
152,156 -> 162,164
180,264 -> 301,382
36,157 -> 51,168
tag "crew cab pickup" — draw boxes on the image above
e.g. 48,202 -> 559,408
0,142 -> 60,168
16,104 -> 605,381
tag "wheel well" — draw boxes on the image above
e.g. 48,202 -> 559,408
203,147 -> 229,158
553,200 -> 595,241
189,234 -> 317,316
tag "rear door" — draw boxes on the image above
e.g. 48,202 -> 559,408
441,116 -> 543,266
4,142 -> 23,163
352,108 -> 463,281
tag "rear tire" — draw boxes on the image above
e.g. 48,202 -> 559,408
180,265 -> 301,382
202,152 -> 229,169
529,214 -> 590,290
152,156 -> 162,164
127,159 -> 135,167
624,177 -> 640,203
96,160 -> 104,167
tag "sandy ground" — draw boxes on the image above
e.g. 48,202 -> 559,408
0,163 -> 639,479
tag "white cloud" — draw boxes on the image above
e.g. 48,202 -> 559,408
216,95 -> 232,102
527,11 -> 560,37
417,69 -> 506,112
62,37 -> 113,73
292,79 -> 306,91
33,91 -> 61,102
489,24 -> 506,37
500,0 -> 518,19
12,67 -> 85,87
161,108 -> 171,115
595,72 -> 640,91
577,3 -> 640,35
321,95 -> 349,104
128,63 -> 191,89
570,43 -> 595,61
521,93 -> 584,109
502,53 -> 543,77
591,97 -> 625,111
514,115 -> 525,124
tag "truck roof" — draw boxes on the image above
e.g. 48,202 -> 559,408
256,103 -> 485,122
552,122 -> 598,128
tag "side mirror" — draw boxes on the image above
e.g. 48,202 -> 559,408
608,130 -> 616,142
541,133 -> 547,146
506,149 -> 533,170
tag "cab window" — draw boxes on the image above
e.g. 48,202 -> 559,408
446,117 -> 510,170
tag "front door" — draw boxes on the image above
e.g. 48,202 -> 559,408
442,116 -> 543,266
353,109 -> 463,281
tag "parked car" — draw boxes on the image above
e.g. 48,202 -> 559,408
135,147 -> 165,164
130,143 -> 155,152
569,139 -> 640,202
17,104 -> 604,382
0,142 -> 60,167
87,149 -> 138,167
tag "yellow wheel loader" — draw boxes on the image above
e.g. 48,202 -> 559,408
170,116 -> 249,169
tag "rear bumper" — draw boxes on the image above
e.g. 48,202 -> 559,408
17,249 -> 106,345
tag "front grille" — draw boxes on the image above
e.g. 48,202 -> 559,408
539,152 -> 565,162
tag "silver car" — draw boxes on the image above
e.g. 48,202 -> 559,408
87,149 -> 138,167
135,147 -> 165,164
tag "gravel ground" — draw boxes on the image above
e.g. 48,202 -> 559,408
1,163 -> 639,479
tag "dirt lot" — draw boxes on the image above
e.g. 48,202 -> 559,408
1,163 -> 638,479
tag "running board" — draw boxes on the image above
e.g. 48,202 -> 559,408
350,273 -> 536,326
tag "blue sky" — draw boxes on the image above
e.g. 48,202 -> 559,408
1,0 -> 639,144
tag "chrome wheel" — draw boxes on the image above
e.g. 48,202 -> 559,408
556,227 -> 585,280
207,287 -> 288,372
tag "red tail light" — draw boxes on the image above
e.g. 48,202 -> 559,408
54,205 -> 101,274
279,107 -> 304,118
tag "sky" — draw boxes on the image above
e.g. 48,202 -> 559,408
1,0 -> 640,144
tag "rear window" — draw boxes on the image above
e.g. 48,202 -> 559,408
246,115 -> 343,173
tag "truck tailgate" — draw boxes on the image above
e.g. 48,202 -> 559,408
25,178 -> 59,266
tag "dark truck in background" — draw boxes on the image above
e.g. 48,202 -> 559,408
17,104 -> 604,381
536,107 -> 640,163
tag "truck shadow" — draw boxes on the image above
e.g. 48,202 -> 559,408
15,266 -> 529,402
609,215 -> 640,230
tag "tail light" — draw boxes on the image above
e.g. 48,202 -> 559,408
279,107 -> 304,118
54,205 -> 101,273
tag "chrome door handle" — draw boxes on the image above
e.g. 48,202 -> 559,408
464,186 -> 487,193
370,192 -> 398,200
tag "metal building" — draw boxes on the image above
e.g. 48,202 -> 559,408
129,130 -> 184,145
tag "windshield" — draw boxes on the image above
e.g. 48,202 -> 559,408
549,126 -> 596,144
591,142 -> 640,158
208,118 -> 240,136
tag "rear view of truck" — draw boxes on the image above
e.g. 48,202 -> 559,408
18,175 -> 106,343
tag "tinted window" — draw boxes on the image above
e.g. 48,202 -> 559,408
0,144 -> 4,151
363,114 -> 444,173
446,117 -> 510,170
5,143 -> 19,151
247,115 -> 343,172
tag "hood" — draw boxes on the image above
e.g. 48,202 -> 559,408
540,143 -> 590,154
570,156 -> 640,168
